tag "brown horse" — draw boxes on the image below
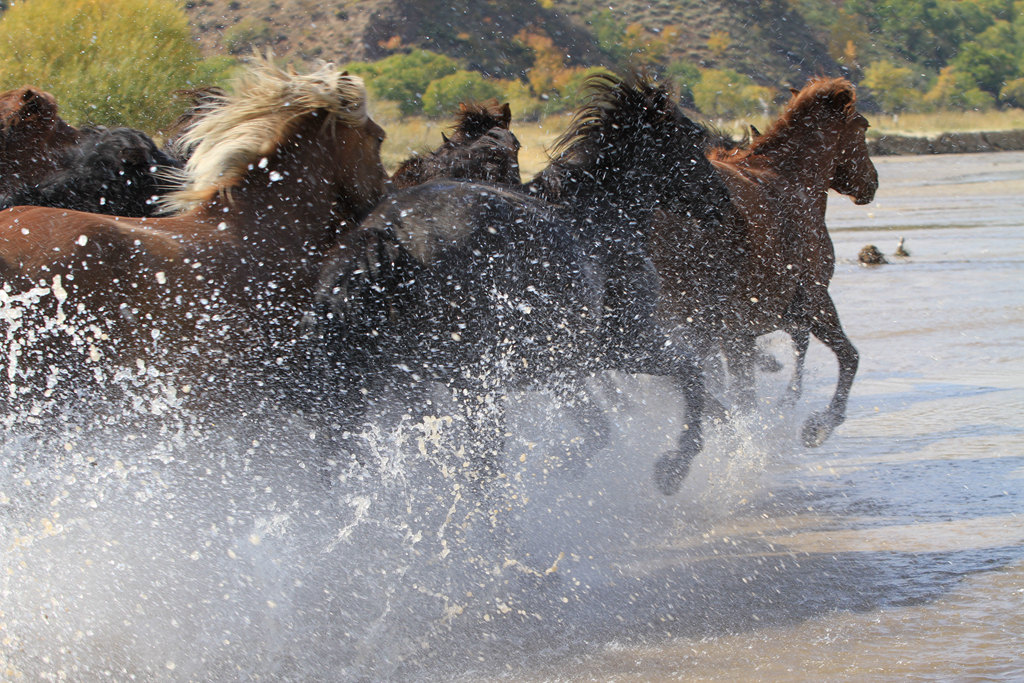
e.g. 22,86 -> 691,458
0,86 -> 82,195
0,57 -> 387,407
390,98 -> 521,189
652,77 -> 878,447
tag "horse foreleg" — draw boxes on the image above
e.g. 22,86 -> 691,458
802,294 -> 859,447
722,334 -> 758,410
621,344 -> 706,496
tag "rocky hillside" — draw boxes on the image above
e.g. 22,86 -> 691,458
184,0 -> 841,87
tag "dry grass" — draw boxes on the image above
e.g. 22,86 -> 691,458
865,109 -> 1024,137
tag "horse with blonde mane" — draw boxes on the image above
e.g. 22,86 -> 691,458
0,86 -> 82,195
651,77 -> 878,447
0,57 -> 387,410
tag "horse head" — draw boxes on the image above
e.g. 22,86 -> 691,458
160,59 -> 387,226
325,105 -> 388,225
0,86 -> 77,142
535,72 -> 731,226
391,99 -> 521,189
808,80 -> 878,205
0,87 -> 80,187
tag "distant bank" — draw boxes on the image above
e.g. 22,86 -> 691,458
868,130 -> 1024,156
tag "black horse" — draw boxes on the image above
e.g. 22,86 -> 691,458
390,98 -> 522,190
0,125 -> 181,217
309,74 -> 735,495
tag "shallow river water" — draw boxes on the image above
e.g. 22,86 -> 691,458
2,152 -> 1023,680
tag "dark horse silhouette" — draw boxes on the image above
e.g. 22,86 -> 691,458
390,98 -> 521,189
0,125 -> 181,217
651,77 -> 878,447
311,74 -> 736,495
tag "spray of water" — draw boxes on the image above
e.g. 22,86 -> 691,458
1,295 -> 803,679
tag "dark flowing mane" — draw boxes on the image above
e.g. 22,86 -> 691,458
529,72 -> 730,224
448,98 -> 511,141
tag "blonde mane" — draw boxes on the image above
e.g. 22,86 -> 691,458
162,55 -> 369,214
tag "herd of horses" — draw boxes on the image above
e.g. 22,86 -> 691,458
0,56 -> 877,495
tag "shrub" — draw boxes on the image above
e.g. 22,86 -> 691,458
666,60 -> 701,107
924,65 -> 996,111
1000,78 -> 1024,108
348,50 -> 459,115
0,0 -> 208,131
693,68 -> 774,118
422,71 -> 502,117
496,78 -> 546,121
861,60 -> 922,113
224,18 -> 273,55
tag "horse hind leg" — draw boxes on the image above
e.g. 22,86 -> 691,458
780,326 -> 810,408
801,294 -> 859,447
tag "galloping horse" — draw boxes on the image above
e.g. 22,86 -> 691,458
0,57 -> 387,407
390,99 -> 521,189
313,74 -> 735,494
652,77 -> 878,447
0,86 -> 81,195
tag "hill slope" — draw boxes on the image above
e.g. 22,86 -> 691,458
184,0 -> 841,87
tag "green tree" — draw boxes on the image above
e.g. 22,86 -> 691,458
0,0 -> 210,131
666,60 -> 701,107
861,60 -> 921,112
348,50 -> 459,115
951,21 -> 1020,95
422,71 -> 502,117
924,64 -> 996,109
1000,77 -> 1024,106
589,9 -> 629,64
692,69 -> 773,118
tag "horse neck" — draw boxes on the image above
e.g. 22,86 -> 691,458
201,135 -> 344,278
0,123 -> 78,188
752,115 -> 842,206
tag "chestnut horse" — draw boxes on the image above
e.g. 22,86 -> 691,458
652,77 -> 878,447
0,57 -> 387,408
390,99 -> 521,189
0,86 -> 81,195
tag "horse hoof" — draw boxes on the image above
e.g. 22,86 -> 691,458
801,413 -> 836,447
653,449 -> 694,496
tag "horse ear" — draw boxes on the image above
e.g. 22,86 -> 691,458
441,131 -> 450,144
499,102 -> 512,126
458,102 -> 469,114
749,124 -> 761,138
790,87 -> 800,96
19,88 -> 51,120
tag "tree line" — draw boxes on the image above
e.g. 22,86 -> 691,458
1,0 -> 1021,133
